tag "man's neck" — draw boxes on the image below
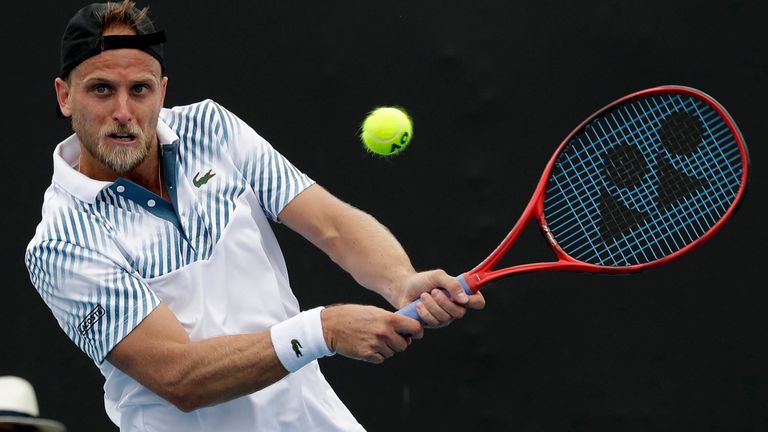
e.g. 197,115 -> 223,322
78,143 -> 163,198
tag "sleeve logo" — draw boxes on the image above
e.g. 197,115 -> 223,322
78,305 -> 106,335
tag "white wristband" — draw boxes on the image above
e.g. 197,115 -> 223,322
270,307 -> 335,373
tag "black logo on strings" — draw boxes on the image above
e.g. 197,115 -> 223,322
599,111 -> 709,242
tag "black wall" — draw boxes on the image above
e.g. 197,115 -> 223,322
2,1 -> 766,431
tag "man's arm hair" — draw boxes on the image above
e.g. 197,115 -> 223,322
106,304 -> 287,412
279,184 -> 416,307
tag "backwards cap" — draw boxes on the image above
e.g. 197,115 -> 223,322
60,2 -> 166,78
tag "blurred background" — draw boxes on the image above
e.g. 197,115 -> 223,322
2,1 -> 765,430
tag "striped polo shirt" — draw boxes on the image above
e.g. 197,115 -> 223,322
25,100 -> 365,431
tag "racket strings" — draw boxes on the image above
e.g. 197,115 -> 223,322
546,98 -> 683,254
584,98 -> 732,264
601,98 -> 734,261
655,157 -> 708,208
658,111 -> 705,155
543,92 -> 743,267
640,97 -> 741,246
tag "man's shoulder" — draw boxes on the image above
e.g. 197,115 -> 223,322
160,99 -> 229,125
26,184 -> 98,252
160,99 -> 249,154
38,183 -> 81,217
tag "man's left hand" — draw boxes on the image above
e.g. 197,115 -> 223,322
393,270 -> 486,328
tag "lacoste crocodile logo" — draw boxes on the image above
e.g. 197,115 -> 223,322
291,339 -> 303,358
193,169 -> 216,188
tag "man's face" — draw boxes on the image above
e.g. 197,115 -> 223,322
55,26 -> 167,175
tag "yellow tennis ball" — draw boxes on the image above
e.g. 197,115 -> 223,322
360,107 -> 413,156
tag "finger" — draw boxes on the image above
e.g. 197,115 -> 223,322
394,314 -> 425,339
435,271 -> 469,304
385,333 -> 409,353
419,291 -> 451,324
413,298 -> 438,327
465,291 -> 486,310
366,352 -> 385,364
378,344 -> 395,359
430,288 -> 466,319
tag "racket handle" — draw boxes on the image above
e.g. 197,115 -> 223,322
395,275 -> 474,325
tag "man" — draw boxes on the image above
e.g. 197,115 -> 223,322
0,376 -> 67,432
25,2 -> 485,431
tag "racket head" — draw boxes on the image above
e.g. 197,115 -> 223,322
540,85 -> 749,271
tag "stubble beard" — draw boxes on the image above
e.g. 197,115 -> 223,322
72,113 -> 154,175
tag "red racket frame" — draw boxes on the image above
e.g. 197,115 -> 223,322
459,85 -> 750,293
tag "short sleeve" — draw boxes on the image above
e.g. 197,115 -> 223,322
25,237 -> 160,364
210,102 -> 315,221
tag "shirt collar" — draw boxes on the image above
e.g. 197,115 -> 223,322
52,119 -> 179,204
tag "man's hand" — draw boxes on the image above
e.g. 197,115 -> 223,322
391,270 -> 486,328
321,305 -> 423,364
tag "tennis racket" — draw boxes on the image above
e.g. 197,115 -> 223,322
397,85 -> 749,324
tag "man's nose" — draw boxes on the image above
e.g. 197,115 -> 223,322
112,91 -> 133,124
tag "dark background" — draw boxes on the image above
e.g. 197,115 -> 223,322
2,1 -> 766,431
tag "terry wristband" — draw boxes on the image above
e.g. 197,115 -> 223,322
270,307 -> 335,372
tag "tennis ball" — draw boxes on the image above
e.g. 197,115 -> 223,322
360,107 -> 413,156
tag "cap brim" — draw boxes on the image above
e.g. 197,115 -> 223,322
0,416 -> 66,432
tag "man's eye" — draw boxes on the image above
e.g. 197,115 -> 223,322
133,85 -> 149,94
93,85 -> 109,94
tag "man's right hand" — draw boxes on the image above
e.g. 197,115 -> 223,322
321,304 -> 423,364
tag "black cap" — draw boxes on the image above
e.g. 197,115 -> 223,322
60,2 -> 166,78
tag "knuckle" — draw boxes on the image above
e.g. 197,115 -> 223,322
472,297 -> 487,309
415,302 -> 428,316
437,293 -> 453,306
374,326 -> 390,339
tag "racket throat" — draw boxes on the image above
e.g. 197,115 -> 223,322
463,261 -> 578,291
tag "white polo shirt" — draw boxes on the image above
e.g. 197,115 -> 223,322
25,100 -> 365,431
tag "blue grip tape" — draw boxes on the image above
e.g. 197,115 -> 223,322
395,275 -> 473,326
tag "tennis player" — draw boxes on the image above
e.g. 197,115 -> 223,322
24,2 -> 484,431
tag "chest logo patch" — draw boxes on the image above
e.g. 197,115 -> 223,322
193,169 -> 216,188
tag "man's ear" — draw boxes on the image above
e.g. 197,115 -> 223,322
160,76 -> 168,107
55,77 -> 72,117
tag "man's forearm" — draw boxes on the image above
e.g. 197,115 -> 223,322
312,205 -> 416,306
108,306 -> 287,412
159,333 -> 287,411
